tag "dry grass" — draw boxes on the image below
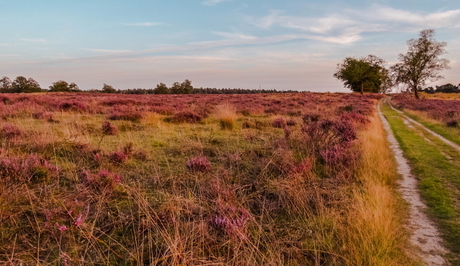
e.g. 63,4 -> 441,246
420,92 -> 460,101
0,93 -> 419,265
341,112 -> 417,265
214,103 -> 238,130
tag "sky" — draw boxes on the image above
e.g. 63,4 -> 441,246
0,0 -> 459,92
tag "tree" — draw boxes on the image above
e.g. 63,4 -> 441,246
180,79 -> 194,94
153,83 -> 170,94
102,83 -> 116,93
390,29 -> 449,99
49,80 -> 80,92
170,79 -> 194,94
11,76 -> 41,93
0,76 -> 12,93
334,55 -> 389,94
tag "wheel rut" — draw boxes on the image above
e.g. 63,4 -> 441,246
378,100 -> 449,266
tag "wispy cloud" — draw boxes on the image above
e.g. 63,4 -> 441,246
124,22 -> 161,26
20,38 -> 46,42
82,48 -> 132,53
212,31 -> 257,40
0,54 -> 20,57
252,6 -> 460,44
202,0 -> 230,6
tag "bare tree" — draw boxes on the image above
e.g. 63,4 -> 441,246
391,29 -> 450,99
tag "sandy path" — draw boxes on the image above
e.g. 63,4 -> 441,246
378,101 -> 449,266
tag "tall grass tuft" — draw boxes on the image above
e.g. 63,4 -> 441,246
215,103 -> 237,130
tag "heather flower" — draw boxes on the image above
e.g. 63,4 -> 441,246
102,120 -> 118,135
186,155 -> 211,172
1,123 -> 23,139
110,151 -> 127,164
272,117 -> 286,128
74,214 -> 85,227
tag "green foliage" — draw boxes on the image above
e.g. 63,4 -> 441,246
10,76 -> 42,93
49,80 -> 80,92
0,76 -> 12,93
391,29 -> 450,99
170,79 -> 194,94
153,82 -> 170,94
334,55 -> 390,94
102,83 -> 116,93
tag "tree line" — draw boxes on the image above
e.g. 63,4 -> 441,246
0,77 -> 298,94
334,29 -> 451,99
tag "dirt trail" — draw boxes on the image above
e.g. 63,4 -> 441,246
387,100 -> 460,153
378,101 -> 449,266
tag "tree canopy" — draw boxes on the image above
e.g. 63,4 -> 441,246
390,29 -> 449,99
49,80 -> 80,92
334,55 -> 390,94
10,76 -> 42,93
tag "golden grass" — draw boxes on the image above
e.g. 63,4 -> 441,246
214,103 -> 238,130
341,112 -> 418,265
420,92 -> 460,100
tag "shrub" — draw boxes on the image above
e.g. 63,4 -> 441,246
32,112 -> 56,122
272,117 -> 286,128
108,111 -> 143,122
286,119 -> 297,126
110,151 -> 127,165
302,113 -> 321,123
102,120 -> 118,135
171,111 -> 203,123
1,123 -> 23,139
58,101 -> 87,112
186,155 -> 211,172
446,119 -> 458,127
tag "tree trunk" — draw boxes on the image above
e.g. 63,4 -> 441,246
360,83 -> 364,95
413,85 -> 420,99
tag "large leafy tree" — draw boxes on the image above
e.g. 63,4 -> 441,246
11,76 -> 42,93
49,80 -> 80,92
391,29 -> 449,99
334,55 -> 389,94
0,76 -> 12,93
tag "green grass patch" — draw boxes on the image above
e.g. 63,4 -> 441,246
381,103 -> 460,263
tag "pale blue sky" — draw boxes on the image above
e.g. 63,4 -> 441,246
1,0 -> 459,91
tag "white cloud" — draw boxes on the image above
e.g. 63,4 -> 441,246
124,22 -> 161,26
212,31 -> 258,40
20,38 -> 46,42
202,0 -> 230,6
82,48 -> 132,53
253,6 -> 460,44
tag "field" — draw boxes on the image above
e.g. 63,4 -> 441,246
0,92 -> 417,265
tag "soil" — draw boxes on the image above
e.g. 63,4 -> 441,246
378,101 -> 449,266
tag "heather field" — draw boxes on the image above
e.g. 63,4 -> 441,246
0,92 -> 417,265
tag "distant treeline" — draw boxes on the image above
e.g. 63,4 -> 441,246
0,76 -> 298,94
423,83 -> 460,94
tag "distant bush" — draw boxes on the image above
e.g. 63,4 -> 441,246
108,111 -> 143,122
171,111 -> 203,123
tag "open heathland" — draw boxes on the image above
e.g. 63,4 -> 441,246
0,92 -> 417,265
